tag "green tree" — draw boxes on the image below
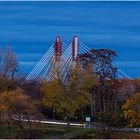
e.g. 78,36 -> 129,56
56,64 -> 92,125
42,64 -> 96,125
41,78 -> 64,120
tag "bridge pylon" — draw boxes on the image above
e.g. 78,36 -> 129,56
25,35 -> 132,82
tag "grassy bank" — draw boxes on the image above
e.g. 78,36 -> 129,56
0,123 -> 140,139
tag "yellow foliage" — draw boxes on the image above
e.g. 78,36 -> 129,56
41,78 -> 63,107
41,63 -> 97,119
122,93 -> 140,126
0,88 -> 36,120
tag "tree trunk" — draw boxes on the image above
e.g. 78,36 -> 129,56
93,104 -> 96,116
93,87 -> 96,116
53,106 -> 55,120
91,104 -> 94,117
100,93 -> 104,112
67,118 -> 70,127
90,94 -> 94,117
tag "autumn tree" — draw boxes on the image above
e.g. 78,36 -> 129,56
41,64 -> 96,124
20,79 -> 44,116
0,77 -> 17,94
79,49 -> 118,114
122,92 -> 140,127
78,61 -> 99,117
41,78 -> 64,120
117,79 -> 135,103
0,88 -> 37,128
133,78 -> 140,93
55,64 -> 93,125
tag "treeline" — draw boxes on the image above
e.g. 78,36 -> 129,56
0,47 -> 140,128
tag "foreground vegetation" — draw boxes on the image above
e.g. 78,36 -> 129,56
0,123 -> 140,139
0,47 -> 140,138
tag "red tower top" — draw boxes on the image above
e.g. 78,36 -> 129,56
72,36 -> 79,61
54,36 -> 62,61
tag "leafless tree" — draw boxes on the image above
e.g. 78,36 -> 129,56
1,47 -> 18,79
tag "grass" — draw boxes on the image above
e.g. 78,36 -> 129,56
0,122 -> 140,139
77,130 -> 140,139
0,123 -> 89,139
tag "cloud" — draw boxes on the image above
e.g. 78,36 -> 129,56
0,1 -> 140,77
20,61 -> 37,66
114,60 -> 140,69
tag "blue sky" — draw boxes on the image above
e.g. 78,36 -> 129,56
0,1 -> 140,78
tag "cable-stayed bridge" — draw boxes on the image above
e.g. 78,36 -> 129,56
25,36 -> 132,82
